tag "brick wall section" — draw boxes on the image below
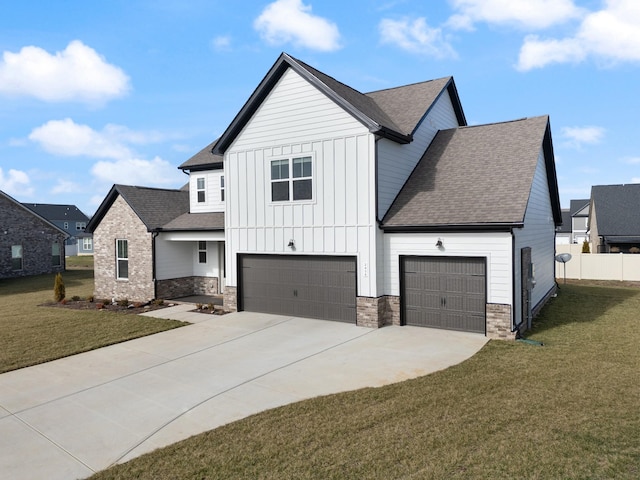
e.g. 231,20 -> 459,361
356,296 -> 386,328
93,196 -> 154,303
486,303 -> 513,339
384,295 -> 401,326
157,276 -> 219,299
223,286 -> 237,312
0,195 -> 66,278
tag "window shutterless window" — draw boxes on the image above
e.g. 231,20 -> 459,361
198,241 -> 207,263
220,176 -> 225,202
270,156 -> 312,202
52,242 -> 61,267
11,245 -> 23,271
116,239 -> 128,279
83,237 -> 92,250
76,222 -> 86,231
197,177 -> 206,203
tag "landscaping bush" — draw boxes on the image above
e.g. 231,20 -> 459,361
581,240 -> 590,253
117,298 -> 129,307
629,246 -> 640,254
53,273 -> 65,302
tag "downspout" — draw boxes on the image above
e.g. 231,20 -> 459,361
152,231 -> 159,300
510,228 -> 519,334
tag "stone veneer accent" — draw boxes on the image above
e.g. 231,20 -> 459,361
384,295 -> 401,326
93,196 -> 154,303
486,303 -> 513,339
156,276 -> 219,300
356,296 -> 387,328
223,286 -> 238,312
0,194 -> 66,279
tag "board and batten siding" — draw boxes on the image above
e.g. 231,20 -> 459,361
189,170 -> 224,214
383,232 -> 513,306
513,149 -> 556,318
156,236 -> 223,280
377,90 -> 459,220
225,67 -> 380,297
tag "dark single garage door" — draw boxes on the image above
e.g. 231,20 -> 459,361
402,256 -> 486,334
239,255 -> 357,323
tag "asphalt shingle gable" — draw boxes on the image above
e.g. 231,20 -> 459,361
115,185 -> 189,231
178,139 -> 223,170
382,116 -> 550,228
161,212 -> 224,230
591,184 -> 640,236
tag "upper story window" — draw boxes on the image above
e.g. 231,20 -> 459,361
76,222 -> 86,231
64,222 -> 69,230
220,176 -> 225,202
197,177 -> 206,203
116,239 -> 128,279
270,156 -> 312,202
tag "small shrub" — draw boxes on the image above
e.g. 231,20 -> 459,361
71,295 -> 81,301
207,303 -> 215,311
153,299 -> 165,306
629,246 -> 640,254
196,303 -> 203,310
582,240 -> 590,253
117,298 -> 129,307
53,273 -> 65,302
610,246 -> 620,253
87,295 -> 94,303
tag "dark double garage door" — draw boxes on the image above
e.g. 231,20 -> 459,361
239,255 -> 357,323
402,256 -> 486,334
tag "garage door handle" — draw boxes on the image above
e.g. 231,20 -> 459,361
293,289 -> 298,297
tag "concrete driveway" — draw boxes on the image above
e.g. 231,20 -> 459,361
0,307 -> 488,480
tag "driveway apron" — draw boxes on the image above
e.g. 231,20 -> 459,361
0,309 -> 488,480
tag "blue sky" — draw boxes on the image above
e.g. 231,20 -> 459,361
1,0 -> 639,215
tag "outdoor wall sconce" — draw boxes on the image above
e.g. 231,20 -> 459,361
435,238 -> 444,248
288,239 -> 295,248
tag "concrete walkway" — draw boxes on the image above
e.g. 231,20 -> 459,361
0,307 -> 488,480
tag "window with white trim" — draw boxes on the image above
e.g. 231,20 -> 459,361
76,222 -> 86,231
63,222 -> 69,229
198,241 -> 207,263
270,156 -> 312,202
220,176 -> 225,202
116,239 -> 128,279
52,242 -> 61,267
196,177 -> 206,203
11,245 -> 23,271
83,237 -> 92,250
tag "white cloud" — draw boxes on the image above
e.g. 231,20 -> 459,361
447,0 -> 582,30
254,0 -> 341,51
379,17 -> 457,58
561,126 -> 605,148
51,179 -> 82,195
517,0 -> 640,70
633,177 -> 640,183
29,118 -> 132,159
211,35 -> 232,51
0,168 -> 33,197
0,40 -> 130,104
91,157 -> 182,187
624,157 -> 640,165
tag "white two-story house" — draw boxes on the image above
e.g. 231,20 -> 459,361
89,53 -> 561,339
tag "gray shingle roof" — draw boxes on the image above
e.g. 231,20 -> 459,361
178,138 -> 223,170
86,185 -> 189,233
382,116 -> 554,229
590,184 -> 640,236
21,203 -> 90,222
570,199 -> 589,216
161,212 -> 224,231
557,209 -> 572,233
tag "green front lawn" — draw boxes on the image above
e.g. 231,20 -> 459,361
92,283 -> 640,479
0,270 -> 184,373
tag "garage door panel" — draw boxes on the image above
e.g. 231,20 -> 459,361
240,255 -> 356,323
402,256 -> 486,334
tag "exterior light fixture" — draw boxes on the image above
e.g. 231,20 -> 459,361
435,238 -> 443,248
288,239 -> 295,248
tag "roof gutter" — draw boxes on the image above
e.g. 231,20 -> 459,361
381,222 -> 523,233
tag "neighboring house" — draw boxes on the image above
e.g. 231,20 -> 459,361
22,203 -> 93,256
556,209 -> 572,244
589,184 -> 640,253
569,199 -> 590,244
90,53 -> 562,339
86,181 -> 225,302
0,190 -> 67,279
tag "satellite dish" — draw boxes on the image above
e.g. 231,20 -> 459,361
555,253 -> 572,263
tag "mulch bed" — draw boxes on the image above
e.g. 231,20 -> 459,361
42,299 -> 174,315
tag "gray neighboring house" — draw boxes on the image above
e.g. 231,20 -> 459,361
1,190 -> 67,279
556,208 -> 572,244
86,183 -> 225,302
569,199 -> 590,244
589,184 -> 640,253
22,203 -> 93,256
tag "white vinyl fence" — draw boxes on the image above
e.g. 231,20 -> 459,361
556,244 -> 640,281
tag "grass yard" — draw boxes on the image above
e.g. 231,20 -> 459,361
91,283 -> 640,479
0,270 -> 184,373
